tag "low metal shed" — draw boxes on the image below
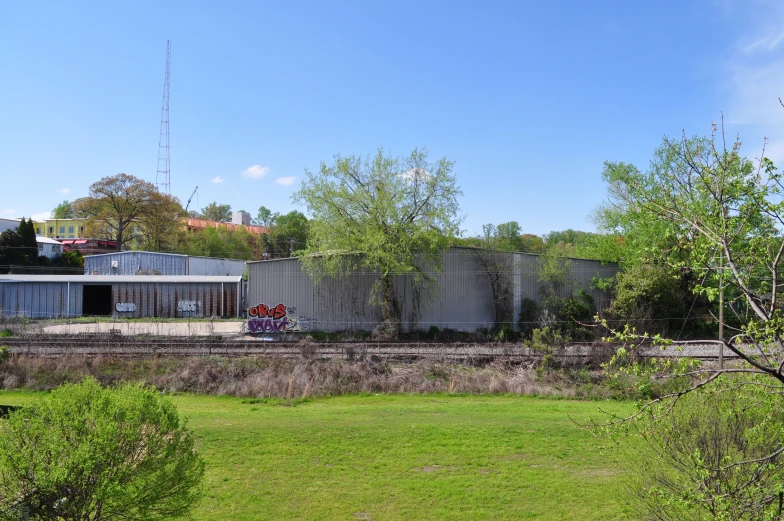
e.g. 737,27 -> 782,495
0,275 -> 243,318
84,251 -> 247,277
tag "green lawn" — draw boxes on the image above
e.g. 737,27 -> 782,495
0,391 -> 634,520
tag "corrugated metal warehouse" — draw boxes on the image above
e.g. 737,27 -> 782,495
246,247 -> 620,332
0,275 -> 243,318
84,251 -> 247,277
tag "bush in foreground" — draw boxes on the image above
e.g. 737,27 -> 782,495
0,378 -> 204,521
624,374 -> 784,521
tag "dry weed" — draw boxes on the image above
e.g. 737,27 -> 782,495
0,355 -> 581,398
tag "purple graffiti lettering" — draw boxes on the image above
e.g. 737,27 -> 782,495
248,317 -> 289,333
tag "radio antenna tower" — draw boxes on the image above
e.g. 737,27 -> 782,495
156,40 -> 171,194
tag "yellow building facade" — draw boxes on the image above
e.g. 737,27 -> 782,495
35,218 -> 89,239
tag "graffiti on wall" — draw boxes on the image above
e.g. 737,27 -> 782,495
177,300 -> 198,314
247,304 -> 314,333
115,302 -> 136,313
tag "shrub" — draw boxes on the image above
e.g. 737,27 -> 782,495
0,378 -> 204,521
609,264 -> 686,336
526,326 -> 570,376
626,374 -> 784,520
554,289 -> 595,340
518,297 -> 539,338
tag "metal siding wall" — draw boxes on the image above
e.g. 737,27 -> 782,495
250,260 -> 385,331
314,269 -> 379,331
71,283 -> 82,317
186,257 -> 247,276
247,249 -> 621,332
0,282 -> 70,318
16,281 -> 239,319
85,252 -> 187,275
248,259 -> 314,325
395,250 -> 498,332
516,254 -> 541,304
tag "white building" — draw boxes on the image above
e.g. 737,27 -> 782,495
0,218 -> 21,233
36,236 -> 62,260
231,211 -> 251,226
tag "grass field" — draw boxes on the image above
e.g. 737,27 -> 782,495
0,391 -> 634,520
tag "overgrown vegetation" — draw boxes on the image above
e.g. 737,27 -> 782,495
620,374 -> 784,521
0,353 -> 688,402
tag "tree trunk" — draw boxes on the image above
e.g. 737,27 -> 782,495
374,274 -> 400,340
380,274 -> 397,323
116,223 -> 124,251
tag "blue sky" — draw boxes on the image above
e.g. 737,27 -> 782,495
2,1 -> 783,237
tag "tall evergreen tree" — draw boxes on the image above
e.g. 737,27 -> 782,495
24,218 -> 36,247
17,217 -> 37,262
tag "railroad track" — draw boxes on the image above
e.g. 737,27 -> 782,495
1,336 -> 745,361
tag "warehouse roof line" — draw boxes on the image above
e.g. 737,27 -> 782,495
0,275 -> 243,283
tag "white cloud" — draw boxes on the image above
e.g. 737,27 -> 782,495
57,187 -> 71,194
31,211 -> 51,221
723,4 -> 784,164
242,165 -> 270,179
741,29 -> 784,54
211,176 -> 225,184
726,60 -> 784,126
274,176 -> 296,186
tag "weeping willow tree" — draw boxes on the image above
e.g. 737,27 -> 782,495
293,147 -> 462,336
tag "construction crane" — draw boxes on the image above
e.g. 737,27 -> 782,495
185,186 -> 198,212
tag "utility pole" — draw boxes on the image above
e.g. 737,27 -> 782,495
719,254 -> 724,369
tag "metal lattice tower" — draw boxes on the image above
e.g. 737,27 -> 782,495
156,40 -> 171,194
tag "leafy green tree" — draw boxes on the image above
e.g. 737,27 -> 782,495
183,226 -> 254,260
494,221 -> 523,251
593,128 -> 784,518
293,147 -> 462,332
137,192 -> 186,252
262,210 -> 309,257
52,200 -> 75,219
74,173 -> 159,251
0,378 -> 204,521
200,202 -> 232,223
255,206 -> 279,227
542,229 -> 609,259
519,233 -> 546,254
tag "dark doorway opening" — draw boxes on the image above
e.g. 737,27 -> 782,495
83,285 -> 112,316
